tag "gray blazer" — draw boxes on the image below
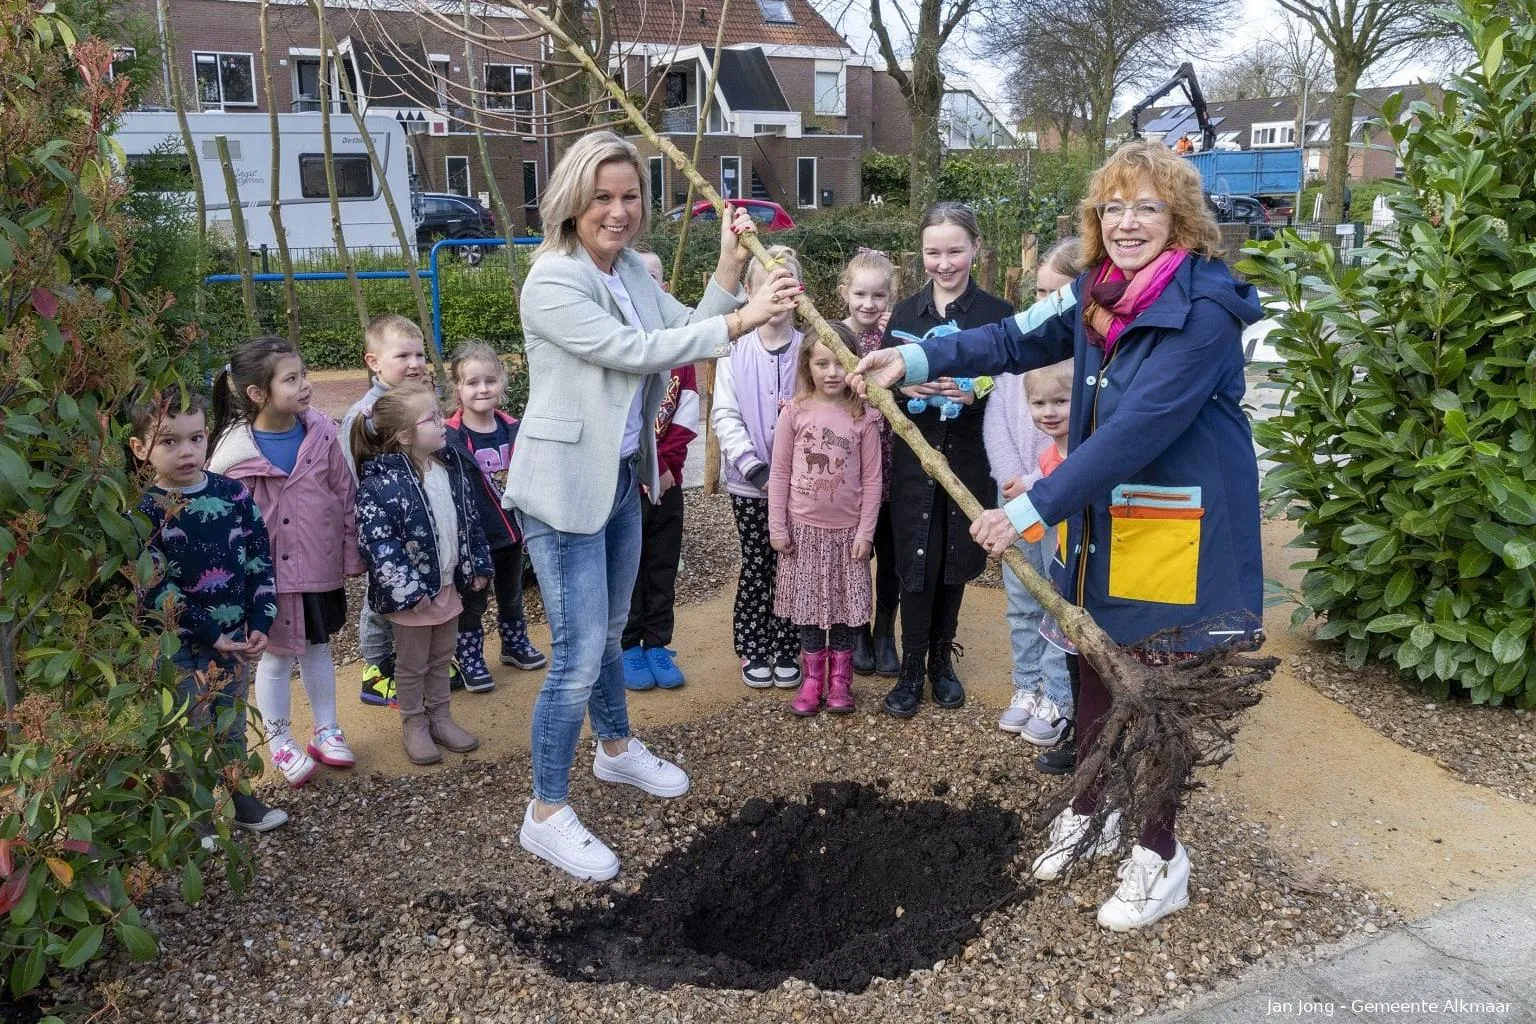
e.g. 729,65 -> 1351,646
502,245 -> 744,534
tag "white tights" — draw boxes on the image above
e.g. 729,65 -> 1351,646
253,643 -> 339,754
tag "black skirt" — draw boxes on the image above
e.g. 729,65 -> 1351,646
301,589 -> 349,646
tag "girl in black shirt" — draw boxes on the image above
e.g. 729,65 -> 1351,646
880,202 -> 1015,717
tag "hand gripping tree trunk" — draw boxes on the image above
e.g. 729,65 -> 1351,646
502,0 -> 1278,856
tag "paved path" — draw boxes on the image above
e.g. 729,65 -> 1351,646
1150,875 -> 1536,1023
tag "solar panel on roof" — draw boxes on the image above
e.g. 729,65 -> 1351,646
1142,106 -> 1193,133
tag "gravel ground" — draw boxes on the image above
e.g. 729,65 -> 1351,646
1289,642 -> 1536,805
330,489 -> 743,667
57,702 -> 1391,1023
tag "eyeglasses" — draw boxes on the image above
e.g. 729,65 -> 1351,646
415,411 -> 444,427
1094,200 -> 1171,223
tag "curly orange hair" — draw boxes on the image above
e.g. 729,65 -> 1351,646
1078,142 -> 1222,268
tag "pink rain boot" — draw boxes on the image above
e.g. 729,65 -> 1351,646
792,649 -> 828,716
826,648 -> 855,713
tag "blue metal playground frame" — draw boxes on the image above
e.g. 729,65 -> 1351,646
203,237 -> 539,359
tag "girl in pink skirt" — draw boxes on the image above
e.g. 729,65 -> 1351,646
768,323 -> 883,715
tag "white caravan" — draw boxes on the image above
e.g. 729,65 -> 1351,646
113,111 -> 418,252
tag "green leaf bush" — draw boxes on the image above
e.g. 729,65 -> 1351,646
1243,0 -> 1536,706
1,0 -> 257,995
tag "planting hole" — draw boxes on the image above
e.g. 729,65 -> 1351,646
517,782 -> 1023,992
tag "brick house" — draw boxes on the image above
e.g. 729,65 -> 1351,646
123,0 -> 920,230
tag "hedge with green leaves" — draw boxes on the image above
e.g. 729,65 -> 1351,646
1243,0 -> 1536,705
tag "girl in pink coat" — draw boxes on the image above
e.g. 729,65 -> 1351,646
209,337 -> 364,788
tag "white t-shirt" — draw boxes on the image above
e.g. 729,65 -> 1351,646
600,268 -> 652,459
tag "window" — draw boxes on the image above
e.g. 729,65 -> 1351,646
755,0 -> 795,23
523,160 -> 539,209
664,70 -> 690,108
797,156 -> 817,209
193,52 -> 255,109
293,58 -> 322,112
432,60 -> 451,110
109,46 -> 135,81
720,156 -> 741,200
813,61 -> 845,116
1251,122 -> 1296,148
608,58 -> 628,112
298,153 -> 373,198
648,156 -> 664,208
485,64 -> 534,130
445,155 -> 471,196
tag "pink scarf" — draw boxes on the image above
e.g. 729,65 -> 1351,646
1084,248 -> 1188,357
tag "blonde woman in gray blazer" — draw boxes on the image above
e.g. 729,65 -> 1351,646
504,131 -> 800,882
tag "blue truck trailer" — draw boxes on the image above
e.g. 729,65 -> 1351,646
1187,147 -> 1304,198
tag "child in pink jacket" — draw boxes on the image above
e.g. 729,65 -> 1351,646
209,337 -> 364,788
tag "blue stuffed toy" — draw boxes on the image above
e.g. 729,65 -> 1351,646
890,322 -> 993,420
906,379 -> 974,421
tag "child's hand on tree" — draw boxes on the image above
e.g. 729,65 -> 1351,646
852,537 -> 872,560
471,576 -> 489,591
770,534 -> 794,555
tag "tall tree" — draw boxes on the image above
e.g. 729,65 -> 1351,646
868,0 -> 980,207
982,0 -> 1239,155
1276,0 -> 1447,220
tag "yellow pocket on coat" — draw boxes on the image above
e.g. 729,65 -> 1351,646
1107,506 -> 1202,605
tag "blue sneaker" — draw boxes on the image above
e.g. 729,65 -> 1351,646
622,646 -> 656,691
644,646 -> 685,689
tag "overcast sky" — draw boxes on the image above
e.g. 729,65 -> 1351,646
818,0 -> 1447,118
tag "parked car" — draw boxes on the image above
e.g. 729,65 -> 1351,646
1205,193 -> 1275,242
665,198 -> 795,232
416,192 -> 499,264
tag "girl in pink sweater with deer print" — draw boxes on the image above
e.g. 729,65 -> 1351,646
769,324 -> 883,717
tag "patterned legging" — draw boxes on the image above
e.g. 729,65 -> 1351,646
730,495 -> 798,663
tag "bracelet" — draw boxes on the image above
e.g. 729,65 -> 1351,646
726,311 -> 741,338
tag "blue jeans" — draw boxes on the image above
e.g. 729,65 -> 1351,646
1000,489 -> 1072,711
519,457 -> 643,803
170,644 -> 250,756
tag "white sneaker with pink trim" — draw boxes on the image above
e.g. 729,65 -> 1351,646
307,725 -> 357,769
271,740 -> 317,788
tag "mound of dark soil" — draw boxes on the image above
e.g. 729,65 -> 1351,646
514,781 -> 1024,993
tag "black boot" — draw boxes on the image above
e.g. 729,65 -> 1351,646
852,624 -> 876,676
928,641 -> 965,709
882,650 -> 926,718
872,604 -> 901,677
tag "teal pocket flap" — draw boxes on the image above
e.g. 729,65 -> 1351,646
1110,484 -> 1202,509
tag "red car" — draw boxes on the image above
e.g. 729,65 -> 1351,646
665,198 -> 796,231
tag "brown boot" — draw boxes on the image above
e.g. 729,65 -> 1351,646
395,666 -> 442,765
425,663 -> 480,754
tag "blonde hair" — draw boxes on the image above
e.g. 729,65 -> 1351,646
745,244 -> 801,291
837,248 -> 896,296
448,341 -> 505,411
534,131 -> 651,263
1024,358 -> 1074,400
349,383 -> 437,470
1042,237 -> 1085,279
794,323 -> 864,418
365,313 -> 423,354
1079,142 -> 1222,267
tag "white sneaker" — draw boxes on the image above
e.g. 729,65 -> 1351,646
306,725 -> 357,768
518,802 -> 620,881
771,655 -> 802,689
593,738 -> 690,798
1020,698 -> 1071,747
270,740 -> 317,789
742,660 -> 774,688
1031,807 -> 1122,881
998,689 -> 1040,733
1097,843 -> 1191,931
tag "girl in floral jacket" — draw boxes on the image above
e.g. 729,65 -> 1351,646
351,383 -> 493,766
